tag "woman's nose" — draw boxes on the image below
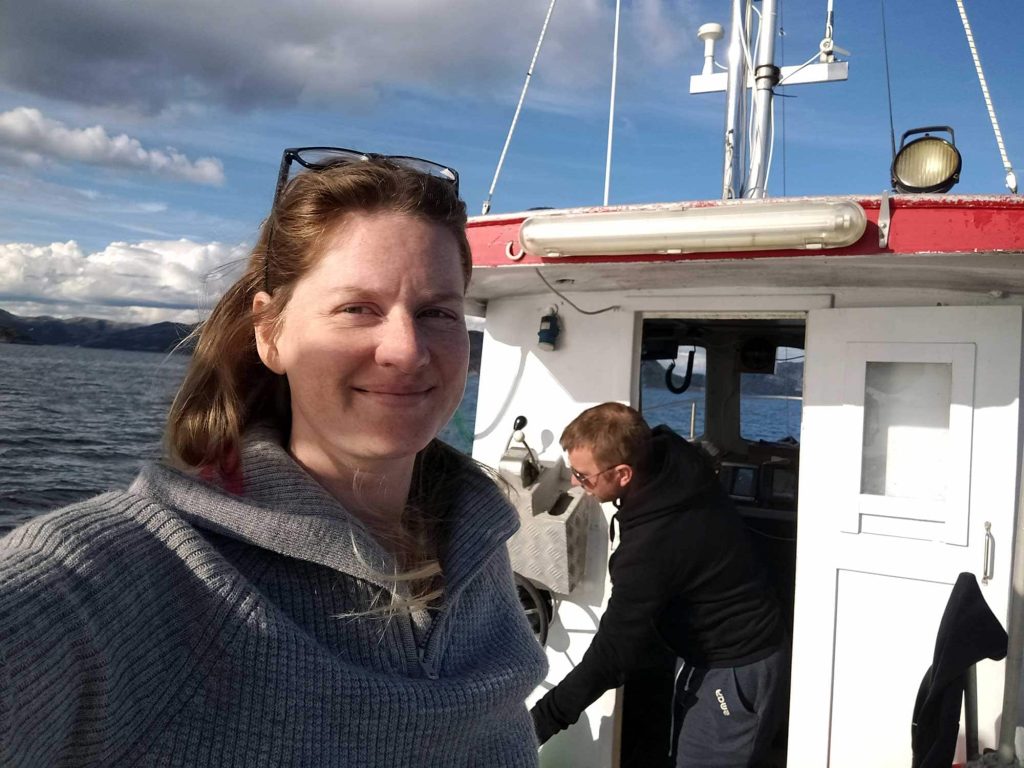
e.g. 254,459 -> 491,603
375,313 -> 430,371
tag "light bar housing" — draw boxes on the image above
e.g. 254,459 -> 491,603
519,199 -> 867,258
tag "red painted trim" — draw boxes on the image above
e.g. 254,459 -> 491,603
467,195 -> 1024,269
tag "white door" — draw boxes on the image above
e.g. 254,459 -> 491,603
788,306 -> 1021,767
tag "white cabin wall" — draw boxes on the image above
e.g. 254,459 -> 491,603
473,294 -> 637,767
473,295 -> 638,465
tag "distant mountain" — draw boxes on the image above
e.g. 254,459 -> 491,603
640,359 -> 707,391
742,360 -> 803,396
81,321 -> 197,353
0,308 -> 485,368
0,308 -> 195,353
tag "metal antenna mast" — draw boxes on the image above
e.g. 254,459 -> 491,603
746,0 -> 780,198
691,0 -> 849,200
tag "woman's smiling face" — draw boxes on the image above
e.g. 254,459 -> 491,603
255,210 -> 469,470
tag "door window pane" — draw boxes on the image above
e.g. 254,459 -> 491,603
740,347 -> 804,442
860,362 -> 951,500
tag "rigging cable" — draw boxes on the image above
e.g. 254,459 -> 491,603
733,0 -> 757,196
604,0 -> 622,206
953,0 -> 1018,194
480,0 -> 559,215
534,269 -> 620,315
763,97 -> 775,194
780,5 -> 787,196
741,1 -> 760,195
879,0 -> 897,163
776,51 -> 823,87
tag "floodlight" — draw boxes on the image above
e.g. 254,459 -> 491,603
891,126 -> 962,194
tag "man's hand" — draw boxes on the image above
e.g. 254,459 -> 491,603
530,703 -> 560,746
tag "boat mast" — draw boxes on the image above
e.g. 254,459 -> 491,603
708,0 -> 847,199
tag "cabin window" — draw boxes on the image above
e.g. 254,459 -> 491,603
740,346 -> 803,443
640,346 -> 706,439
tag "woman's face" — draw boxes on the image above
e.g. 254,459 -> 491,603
255,211 -> 469,470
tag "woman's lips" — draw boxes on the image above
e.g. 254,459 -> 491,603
352,386 -> 434,406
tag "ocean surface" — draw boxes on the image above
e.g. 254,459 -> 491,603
0,344 -> 800,530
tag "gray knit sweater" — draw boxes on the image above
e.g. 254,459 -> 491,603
0,430 -> 546,767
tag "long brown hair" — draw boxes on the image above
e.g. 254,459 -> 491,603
166,159 -> 471,470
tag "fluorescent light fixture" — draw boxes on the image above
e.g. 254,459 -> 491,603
519,200 -> 867,258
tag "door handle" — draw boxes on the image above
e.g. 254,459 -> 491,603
982,521 -> 994,585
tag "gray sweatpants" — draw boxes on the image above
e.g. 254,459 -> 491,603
671,648 -> 789,767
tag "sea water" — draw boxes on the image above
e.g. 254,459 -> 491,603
0,344 -> 800,530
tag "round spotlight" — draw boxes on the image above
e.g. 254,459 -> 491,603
891,126 -> 962,193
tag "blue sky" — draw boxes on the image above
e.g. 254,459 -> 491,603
1,0 -> 1022,323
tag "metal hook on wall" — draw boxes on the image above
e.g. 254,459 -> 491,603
665,348 -> 696,394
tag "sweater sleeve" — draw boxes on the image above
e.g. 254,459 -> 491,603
530,543 -> 671,743
0,495 -> 174,767
0,554 -> 105,767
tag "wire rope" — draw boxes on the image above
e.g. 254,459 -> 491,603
775,51 -> 823,87
480,0 -> 559,215
604,0 -> 621,206
779,4 -> 787,196
742,2 -> 761,194
762,97 -> 775,196
879,0 -> 897,163
953,0 -> 1018,193
534,269 -> 620,315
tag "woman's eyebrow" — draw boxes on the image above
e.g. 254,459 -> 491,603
325,286 -> 463,303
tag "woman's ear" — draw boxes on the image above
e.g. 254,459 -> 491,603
252,291 -> 285,374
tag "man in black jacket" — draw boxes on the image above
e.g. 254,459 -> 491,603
530,403 -> 787,767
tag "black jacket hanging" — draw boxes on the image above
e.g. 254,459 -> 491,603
911,571 -> 1008,768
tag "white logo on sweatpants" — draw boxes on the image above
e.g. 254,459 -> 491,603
715,688 -> 731,716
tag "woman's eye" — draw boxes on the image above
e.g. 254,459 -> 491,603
338,305 -> 374,315
419,308 -> 459,321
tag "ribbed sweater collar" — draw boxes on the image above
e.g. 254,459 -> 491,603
129,428 -> 519,595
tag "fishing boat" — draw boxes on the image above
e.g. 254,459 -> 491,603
464,1 -> 1023,765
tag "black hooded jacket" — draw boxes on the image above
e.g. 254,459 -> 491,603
911,572 -> 1007,768
531,426 -> 783,743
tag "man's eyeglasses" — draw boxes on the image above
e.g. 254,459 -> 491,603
569,465 -> 617,489
272,146 -> 460,210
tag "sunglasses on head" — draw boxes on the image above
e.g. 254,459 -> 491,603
263,146 -> 460,293
271,146 -> 460,210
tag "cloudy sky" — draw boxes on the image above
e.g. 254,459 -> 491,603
2,0 -> 1023,324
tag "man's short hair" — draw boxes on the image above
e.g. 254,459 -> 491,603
560,402 -> 652,468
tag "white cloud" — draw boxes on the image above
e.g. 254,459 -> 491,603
0,238 -> 249,323
0,107 -> 225,185
0,238 -> 495,328
0,1 -> 698,113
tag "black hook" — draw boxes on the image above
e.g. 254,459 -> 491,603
665,349 -> 696,394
